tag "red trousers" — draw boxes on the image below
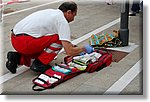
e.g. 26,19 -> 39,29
11,34 -> 62,67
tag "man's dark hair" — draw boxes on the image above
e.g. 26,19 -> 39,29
58,1 -> 77,12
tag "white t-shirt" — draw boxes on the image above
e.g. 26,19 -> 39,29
13,9 -> 71,42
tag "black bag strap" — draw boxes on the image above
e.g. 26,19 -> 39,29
32,84 -> 47,91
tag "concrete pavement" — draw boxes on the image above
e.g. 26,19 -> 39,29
0,0 -> 143,95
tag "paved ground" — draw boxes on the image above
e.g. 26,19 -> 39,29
0,0 -> 143,95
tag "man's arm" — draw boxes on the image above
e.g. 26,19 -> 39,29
61,40 -> 85,56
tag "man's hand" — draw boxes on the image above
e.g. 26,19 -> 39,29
61,40 -> 85,56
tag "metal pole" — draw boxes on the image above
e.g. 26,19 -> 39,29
119,0 -> 129,46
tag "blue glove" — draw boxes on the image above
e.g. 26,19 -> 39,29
84,45 -> 94,54
79,52 -> 86,56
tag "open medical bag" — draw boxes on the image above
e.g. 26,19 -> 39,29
64,49 -> 112,73
32,49 -> 112,91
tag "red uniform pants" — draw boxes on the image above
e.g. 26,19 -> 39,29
11,34 -> 62,67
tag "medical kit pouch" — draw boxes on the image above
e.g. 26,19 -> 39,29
32,63 -> 83,91
64,49 -> 112,73
86,50 -> 112,73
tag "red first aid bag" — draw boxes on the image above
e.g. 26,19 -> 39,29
32,49 -> 112,91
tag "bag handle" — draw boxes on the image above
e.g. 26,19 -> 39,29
32,84 -> 47,91
32,77 -> 50,91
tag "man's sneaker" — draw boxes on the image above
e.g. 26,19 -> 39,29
30,59 -> 51,73
6,52 -> 20,74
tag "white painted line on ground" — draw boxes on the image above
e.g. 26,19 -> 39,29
0,66 -> 28,85
104,59 -> 142,95
3,0 -> 64,17
0,66 -> 28,94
